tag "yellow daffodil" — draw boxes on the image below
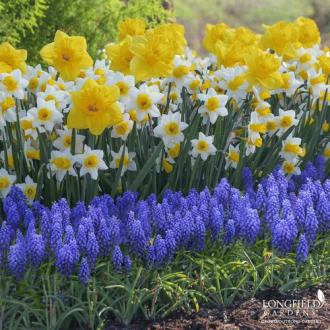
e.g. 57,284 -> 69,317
295,16 -> 320,48
203,23 -> 234,54
154,23 -> 187,55
317,55 -> 330,76
259,21 -> 300,60
244,47 -> 283,90
40,30 -> 93,81
215,41 -> 249,68
105,36 -> 135,75
67,79 -> 122,135
233,26 -> 259,47
130,30 -> 174,81
118,18 -> 146,40
0,42 -> 27,74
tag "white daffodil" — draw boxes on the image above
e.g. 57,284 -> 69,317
55,77 -> 75,94
0,147 -> 14,170
245,136 -> 262,156
306,68 -> 328,99
192,56 -> 212,76
53,128 -> 85,153
133,113 -> 151,129
24,64 -> 42,92
16,175 -> 37,204
278,71 -> 302,97
0,69 -> 28,99
165,142 -> 181,161
282,158 -> 301,176
225,144 -> 240,170
110,145 -> 136,176
111,113 -> 133,140
264,115 -> 278,137
252,87 -> 273,122
84,60 -> 110,85
107,72 -> 135,103
295,47 -> 319,72
183,73 -> 202,94
197,88 -> 228,124
246,143 -> 256,158
0,92 -> 17,127
217,66 -> 248,102
75,146 -> 108,180
164,84 -> 182,105
50,150 -> 77,181
191,132 -> 217,161
20,112 -> 38,140
47,66 -> 58,79
37,85 -> 70,111
28,97 -> 63,132
275,109 -> 298,136
0,168 -> 16,198
323,142 -> 330,158
167,55 -> 192,87
127,83 -> 163,121
186,46 -> 212,74
24,140 -> 40,165
280,134 -> 304,161
154,112 -> 188,146
37,71 -> 57,93
248,112 -> 267,143
155,154 -> 175,174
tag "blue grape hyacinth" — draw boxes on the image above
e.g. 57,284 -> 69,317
0,159 -> 328,281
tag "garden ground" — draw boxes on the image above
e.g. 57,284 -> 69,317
104,285 -> 329,330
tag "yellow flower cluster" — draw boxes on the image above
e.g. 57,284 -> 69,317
105,19 -> 187,81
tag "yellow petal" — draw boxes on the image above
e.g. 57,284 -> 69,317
40,43 -> 55,64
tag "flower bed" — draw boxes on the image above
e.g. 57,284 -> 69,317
0,18 -> 329,205
0,16 -> 329,328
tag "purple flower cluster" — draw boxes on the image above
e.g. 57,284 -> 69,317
0,159 -> 329,282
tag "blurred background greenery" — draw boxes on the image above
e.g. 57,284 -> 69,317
174,0 -> 330,52
0,0 -> 330,64
0,0 -> 173,63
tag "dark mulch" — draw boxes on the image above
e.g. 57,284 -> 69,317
105,285 -> 330,330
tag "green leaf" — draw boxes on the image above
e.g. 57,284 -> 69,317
128,143 -> 163,192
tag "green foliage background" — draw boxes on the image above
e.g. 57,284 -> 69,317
0,0 -> 174,64
1,0 -> 330,64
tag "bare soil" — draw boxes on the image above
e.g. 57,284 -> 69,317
105,286 -> 330,330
